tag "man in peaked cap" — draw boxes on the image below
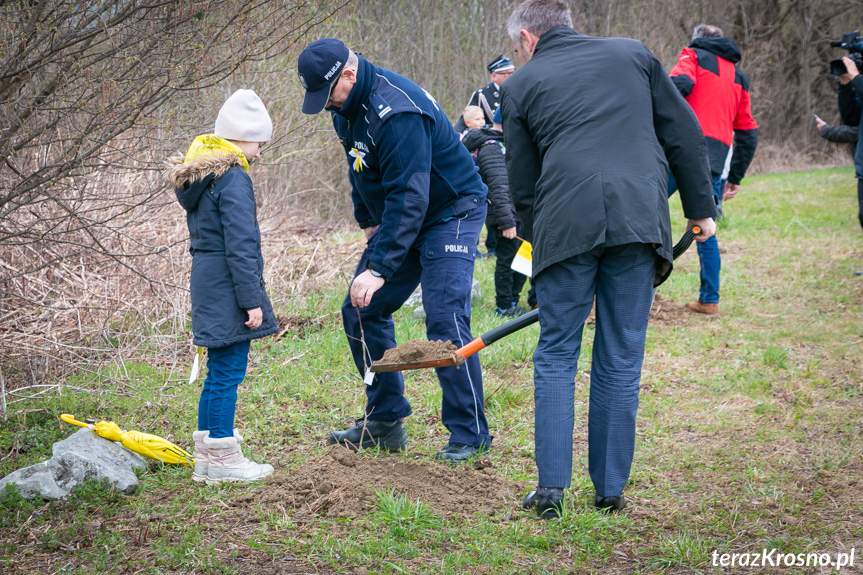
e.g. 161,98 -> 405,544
453,54 -> 516,134
454,54 -> 516,257
297,38 -> 493,463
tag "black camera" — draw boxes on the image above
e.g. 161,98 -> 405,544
829,30 -> 863,75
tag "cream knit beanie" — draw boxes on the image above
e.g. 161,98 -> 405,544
214,89 -> 273,142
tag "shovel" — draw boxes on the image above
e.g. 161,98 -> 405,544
371,307 -> 539,372
370,226 -> 701,373
61,414 -> 194,466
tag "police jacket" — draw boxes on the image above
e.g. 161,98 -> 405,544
500,28 -> 715,286
331,57 -> 487,279
670,37 -> 758,184
453,80 -> 502,133
838,75 -> 863,179
166,150 -> 278,348
462,127 -> 517,230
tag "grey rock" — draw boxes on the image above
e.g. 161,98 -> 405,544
0,428 -> 147,500
404,285 -> 423,308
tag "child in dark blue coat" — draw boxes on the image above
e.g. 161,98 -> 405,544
165,89 -> 277,484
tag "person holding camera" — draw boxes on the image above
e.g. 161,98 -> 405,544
837,55 -> 863,230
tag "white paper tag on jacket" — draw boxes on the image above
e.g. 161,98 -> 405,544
364,368 -> 375,386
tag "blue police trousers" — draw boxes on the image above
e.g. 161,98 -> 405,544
342,205 -> 492,448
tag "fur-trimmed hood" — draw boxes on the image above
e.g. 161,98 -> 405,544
164,150 -> 245,212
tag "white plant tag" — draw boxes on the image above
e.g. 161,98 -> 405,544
364,368 -> 375,386
188,347 -> 202,384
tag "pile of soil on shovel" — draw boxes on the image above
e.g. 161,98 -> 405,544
237,446 -> 523,518
376,339 -> 460,365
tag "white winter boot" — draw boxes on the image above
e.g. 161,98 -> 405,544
204,430 -> 273,484
191,430 -> 210,482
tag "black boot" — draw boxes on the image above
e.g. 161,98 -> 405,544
326,419 -> 407,452
594,493 -> 627,513
522,487 -> 565,519
434,442 -> 488,463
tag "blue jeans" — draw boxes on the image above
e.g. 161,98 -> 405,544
198,340 -> 250,438
342,205 -> 492,448
668,173 -> 723,304
532,243 -> 656,495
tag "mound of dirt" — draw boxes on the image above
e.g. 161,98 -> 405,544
377,339 -> 459,364
237,446 -> 523,518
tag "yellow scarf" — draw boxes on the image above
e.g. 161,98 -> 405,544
183,134 -> 250,172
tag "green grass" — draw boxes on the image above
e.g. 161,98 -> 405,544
1,167 -> 862,573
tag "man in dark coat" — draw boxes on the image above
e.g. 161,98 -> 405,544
500,0 -> 717,518
669,24 -> 759,315
297,39 -> 492,462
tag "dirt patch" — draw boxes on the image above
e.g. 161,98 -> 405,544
376,339 -> 460,364
275,313 -> 335,339
238,446 -> 523,518
649,293 -> 691,326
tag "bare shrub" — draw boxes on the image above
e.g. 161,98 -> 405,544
0,0 -> 349,400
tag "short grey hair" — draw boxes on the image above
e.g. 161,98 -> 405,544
692,24 -> 723,41
506,0 -> 573,44
345,50 -> 359,70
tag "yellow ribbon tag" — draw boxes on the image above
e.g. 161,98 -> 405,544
349,148 -> 367,172
184,135 -> 249,172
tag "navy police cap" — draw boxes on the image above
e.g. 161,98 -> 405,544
488,54 -> 515,74
298,38 -> 350,114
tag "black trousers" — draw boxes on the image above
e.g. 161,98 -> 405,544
491,227 -> 536,309
485,223 -> 498,252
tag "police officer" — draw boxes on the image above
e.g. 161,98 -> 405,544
453,54 -> 516,134
297,39 -> 493,462
455,54 -> 516,257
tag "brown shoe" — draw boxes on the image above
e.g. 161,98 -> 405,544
685,301 -> 719,315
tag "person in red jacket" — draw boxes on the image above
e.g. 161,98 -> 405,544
669,24 -> 758,315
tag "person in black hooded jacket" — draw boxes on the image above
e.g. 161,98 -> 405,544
462,106 -> 530,316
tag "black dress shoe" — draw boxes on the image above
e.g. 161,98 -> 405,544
522,487 -> 565,519
326,419 -> 407,451
594,494 -> 627,513
433,442 -> 488,462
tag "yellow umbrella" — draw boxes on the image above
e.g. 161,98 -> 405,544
61,414 -> 193,467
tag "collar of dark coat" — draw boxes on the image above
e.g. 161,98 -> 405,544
163,150 -> 244,189
534,27 -> 580,56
